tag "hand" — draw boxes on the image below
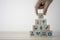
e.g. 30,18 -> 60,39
35,0 -> 53,15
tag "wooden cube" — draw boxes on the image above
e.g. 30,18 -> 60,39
40,19 -> 47,25
39,25 -> 44,30
47,31 -> 52,36
30,31 -> 35,36
35,31 -> 42,37
33,25 -> 38,31
38,13 -> 44,19
35,19 -> 39,25
42,31 -> 47,36
45,25 -> 50,30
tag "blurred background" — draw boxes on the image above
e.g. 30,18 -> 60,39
0,0 -> 60,32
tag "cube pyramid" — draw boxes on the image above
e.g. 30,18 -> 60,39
30,13 -> 52,37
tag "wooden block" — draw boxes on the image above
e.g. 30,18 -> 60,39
33,25 -> 38,31
40,19 -> 47,25
47,30 -> 52,36
42,31 -> 47,36
44,25 -> 50,30
30,31 -> 35,36
38,9 -> 44,13
35,19 -> 39,25
35,31 -> 42,37
39,25 -> 44,30
35,19 -> 42,25
38,13 -> 44,19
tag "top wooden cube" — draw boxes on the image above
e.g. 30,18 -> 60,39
38,13 -> 44,19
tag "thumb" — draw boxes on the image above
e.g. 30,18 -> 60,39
43,8 -> 47,15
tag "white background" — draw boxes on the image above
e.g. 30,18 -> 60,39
0,0 -> 60,32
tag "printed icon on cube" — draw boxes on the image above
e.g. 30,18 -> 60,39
36,31 -> 41,36
38,13 -> 44,19
30,31 -> 34,36
48,31 -> 52,36
42,20 -> 46,24
45,25 -> 50,30
33,25 -> 38,31
42,31 -> 46,36
41,19 -> 47,25
40,25 -> 43,30
35,19 -> 39,25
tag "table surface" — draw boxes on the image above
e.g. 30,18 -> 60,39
0,31 -> 60,40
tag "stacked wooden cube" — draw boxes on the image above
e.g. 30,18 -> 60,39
30,13 -> 52,37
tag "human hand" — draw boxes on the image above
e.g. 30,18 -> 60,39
35,0 -> 53,15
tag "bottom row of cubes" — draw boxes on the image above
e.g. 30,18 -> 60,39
30,31 -> 52,37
